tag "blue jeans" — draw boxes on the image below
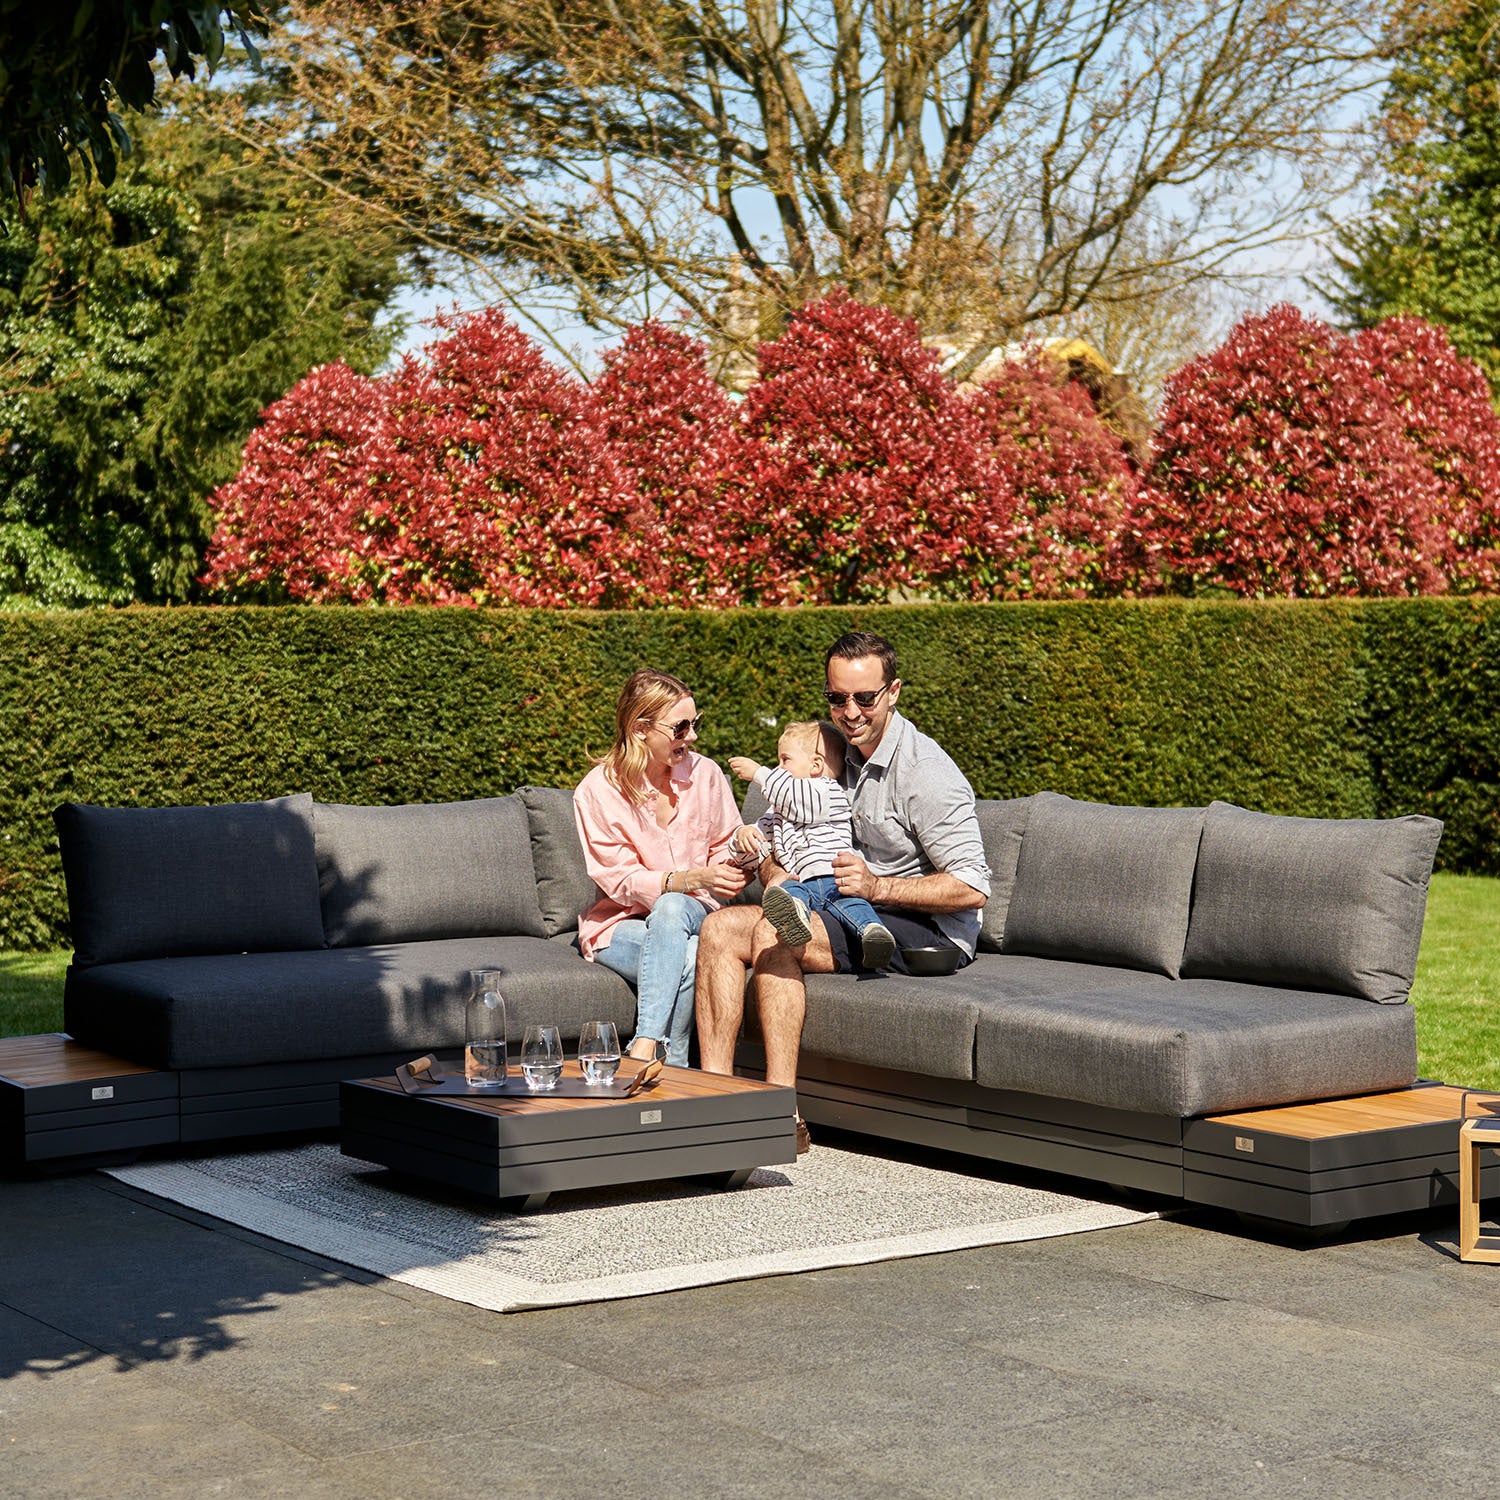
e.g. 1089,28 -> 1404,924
593,892 -> 706,1067
783,875 -> 883,944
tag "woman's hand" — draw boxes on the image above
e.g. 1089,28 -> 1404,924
695,861 -> 750,900
727,756 -> 762,782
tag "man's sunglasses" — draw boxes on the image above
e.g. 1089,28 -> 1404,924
649,714 -> 704,739
823,684 -> 892,710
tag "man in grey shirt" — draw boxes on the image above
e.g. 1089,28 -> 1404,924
696,630 -> 991,1149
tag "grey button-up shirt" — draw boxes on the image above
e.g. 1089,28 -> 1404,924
841,710 -> 991,957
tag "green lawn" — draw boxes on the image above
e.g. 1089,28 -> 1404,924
4,872 -> 1499,1087
1409,872 -> 1500,1090
0,950 -> 70,1038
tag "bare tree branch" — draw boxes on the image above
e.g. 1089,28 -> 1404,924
200,0 -> 1387,369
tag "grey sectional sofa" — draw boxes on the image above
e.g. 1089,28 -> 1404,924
53,784 -> 1444,1225
770,791 -> 1442,1224
57,788 -> 633,1140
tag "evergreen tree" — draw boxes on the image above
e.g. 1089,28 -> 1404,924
0,113 -> 403,607
1319,0 -> 1500,389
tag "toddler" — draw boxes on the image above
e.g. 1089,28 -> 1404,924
728,722 -> 897,970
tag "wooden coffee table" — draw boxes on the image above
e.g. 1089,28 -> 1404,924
339,1061 -> 798,1209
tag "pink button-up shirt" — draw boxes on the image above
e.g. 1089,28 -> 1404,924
573,752 -> 743,959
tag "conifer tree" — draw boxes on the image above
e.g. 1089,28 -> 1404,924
1319,0 -> 1500,389
0,113 -> 403,606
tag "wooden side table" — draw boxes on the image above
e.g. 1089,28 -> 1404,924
0,1033 -> 178,1166
1458,1116 -> 1500,1262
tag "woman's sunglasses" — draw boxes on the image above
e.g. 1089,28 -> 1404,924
649,715 -> 704,739
823,684 -> 892,710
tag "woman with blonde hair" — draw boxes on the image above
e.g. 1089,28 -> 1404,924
573,668 -> 747,1065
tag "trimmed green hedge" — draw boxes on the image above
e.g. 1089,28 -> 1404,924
1,599 -> 1494,950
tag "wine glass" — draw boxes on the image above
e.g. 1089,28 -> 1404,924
578,1020 -> 621,1085
521,1025 -> 564,1091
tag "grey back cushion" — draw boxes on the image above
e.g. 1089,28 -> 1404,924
1003,793 -> 1206,976
732,781 -> 770,906
741,780 -> 769,827
315,797 -> 546,946
975,796 -> 1036,952
518,786 -> 600,937
54,794 -> 324,966
1180,800 -> 1443,1003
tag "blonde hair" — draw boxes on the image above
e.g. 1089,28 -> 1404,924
781,720 -> 844,777
600,668 -> 693,805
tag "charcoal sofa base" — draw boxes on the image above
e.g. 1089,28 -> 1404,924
0,1036 -> 421,1166
176,1052 -> 419,1141
739,1048 -> 1497,1230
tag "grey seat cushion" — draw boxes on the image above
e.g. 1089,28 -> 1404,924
975,796 -> 1036,951
972,978 -> 1417,1116
800,953 -> 1173,1080
1181,801 -> 1444,1004
315,798 -> 546,946
63,936 -> 637,1070
1003,793 -> 1205,976
54,795 -> 324,966
518,786 -> 600,937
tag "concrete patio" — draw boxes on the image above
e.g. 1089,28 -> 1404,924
4,1135 -> 1498,1499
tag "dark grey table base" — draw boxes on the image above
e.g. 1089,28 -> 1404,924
339,1068 -> 798,1210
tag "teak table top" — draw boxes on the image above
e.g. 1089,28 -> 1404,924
1205,1084 -> 1500,1140
353,1060 -> 786,1118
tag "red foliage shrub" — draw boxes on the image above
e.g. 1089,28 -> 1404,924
201,360 -> 409,603
381,310 -> 655,608
1354,316 -> 1500,593
205,309 -> 662,606
205,294 -> 1500,609
585,321 -> 762,606
1127,304 -> 1452,598
736,290 -> 1001,604
967,350 -> 1136,598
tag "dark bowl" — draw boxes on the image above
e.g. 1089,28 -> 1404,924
900,945 -> 963,977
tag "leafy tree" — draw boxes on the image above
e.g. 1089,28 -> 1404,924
0,112 -> 403,607
207,0 -> 1387,373
0,1 -> 267,205
1319,0 -> 1500,389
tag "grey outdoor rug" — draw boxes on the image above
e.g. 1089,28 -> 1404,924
105,1141 -> 1156,1313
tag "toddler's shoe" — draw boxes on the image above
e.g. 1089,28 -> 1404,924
860,921 -> 896,970
762,885 -> 814,947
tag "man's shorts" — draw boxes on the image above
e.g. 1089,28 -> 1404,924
819,908 -> 975,976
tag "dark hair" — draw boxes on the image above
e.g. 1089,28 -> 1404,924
825,630 -> 898,686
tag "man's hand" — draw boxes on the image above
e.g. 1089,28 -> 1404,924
699,861 -> 750,900
727,756 -> 762,782
832,850 -> 880,901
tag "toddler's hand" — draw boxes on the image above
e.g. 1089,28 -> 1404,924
732,824 -> 766,855
727,756 -> 761,781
